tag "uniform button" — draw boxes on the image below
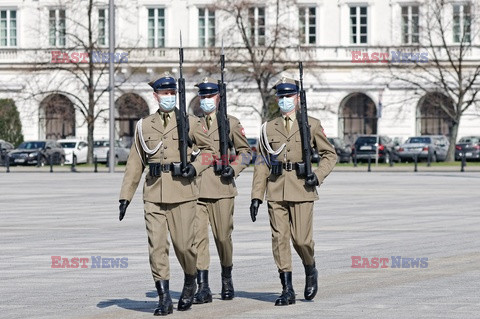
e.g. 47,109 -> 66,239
164,146 -> 167,149
164,156 -> 167,159
287,148 -> 291,152
287,139 -> 290,142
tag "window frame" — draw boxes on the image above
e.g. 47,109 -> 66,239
349,5 -> 368,45
198,7 -> 216,47
401,5 -> 419,44
247,6 -> 265,46
147,7 -> 166,48
0,8 -> 17,47
98,8 -> 108,46
49,8 -> 66,47
453,3 -> 471,43
299,6 -> 317,45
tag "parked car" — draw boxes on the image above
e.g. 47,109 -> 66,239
327,137 -> 352,163
352,135 -> 397,163
58,139 -> 88,164
397,135 -> 449,162
93,140 -> 130,164
247,137 -> 258,163
0,139 -> 14,166
455,136 -> 480,161
8,140 -> 66,166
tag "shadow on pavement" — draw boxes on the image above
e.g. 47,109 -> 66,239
96,290 -> 181,313
234,290 -> 279,303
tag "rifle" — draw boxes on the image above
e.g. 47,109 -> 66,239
176,31 -> 191,175
297,61 -> 319,180
215,40 -> 233,173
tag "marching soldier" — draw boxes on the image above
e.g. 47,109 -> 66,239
249,76 -> 337,306
192,78 -> 252,303
118,73 -> 215,316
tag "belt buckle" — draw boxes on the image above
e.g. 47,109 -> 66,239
162,164 -> 170,173
285,162 -> 293,171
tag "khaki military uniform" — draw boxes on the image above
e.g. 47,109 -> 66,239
251,113 -> 336,272
120,108 -> 215,281
195,114 -> 251,270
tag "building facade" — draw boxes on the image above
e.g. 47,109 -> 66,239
0,0 -> 479,146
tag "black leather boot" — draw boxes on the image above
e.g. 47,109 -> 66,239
154,280 -> 173,316
177,273 -> 196,311
304,263 -> 318,300
193,270 -> 212,304
221,265 -> 234,300
274,272 -> 295,306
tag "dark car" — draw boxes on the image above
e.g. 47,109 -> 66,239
247,137 -> 258,163
8,140 -> 66,166
0,139 -> 14,166
352,135 -> 397,163
455,136 -> 480,161
327,137 -> 352,163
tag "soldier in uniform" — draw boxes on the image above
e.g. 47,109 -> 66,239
118,73 -> 215,316
192,78 -> 252,303
249,76 -> 337,306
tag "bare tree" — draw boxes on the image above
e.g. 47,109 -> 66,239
214,0 -> 303,122
387,0 -> 480,161
25,0 -> 142,163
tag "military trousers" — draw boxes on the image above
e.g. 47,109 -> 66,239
195,197 -> 235,270
267,201 -> 315,272
144,200 -> 197,281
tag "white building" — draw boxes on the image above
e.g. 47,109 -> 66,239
0,0 -> 479,146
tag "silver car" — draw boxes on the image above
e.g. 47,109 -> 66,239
93,140 -> 130,164
397,135 -> 449,162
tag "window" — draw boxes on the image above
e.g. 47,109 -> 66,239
453,4 -> 471,43
350,6 -> 367,44
49,9 -> 66,47
401,5 -> 419,44
299,7 -> 316,45
0,9 -> 17,47
98,8 -> 108,46
248,7 -> 265,46
148,8 -> 165,47
198,8 -> 215,47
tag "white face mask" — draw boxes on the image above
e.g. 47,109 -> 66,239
278,96 -> 295,113
159,95 -> 176,111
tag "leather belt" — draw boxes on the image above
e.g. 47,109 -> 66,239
149,163 -> 174,177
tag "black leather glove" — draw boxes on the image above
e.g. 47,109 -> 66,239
119,199 -> 130,221
250,199 -> 262,222
182,164 -> 196,178
305,173 -> 319,187
221,165 -> 235,181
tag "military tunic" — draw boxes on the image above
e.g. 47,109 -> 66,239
251,113 -> 336,271
195,114 -> 251,270
119,108 -> 215,281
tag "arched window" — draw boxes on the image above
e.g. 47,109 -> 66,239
39,94 -> 75,139
339,93 -> 377,145
417,93 -> 454,136
116,93 -> 149,147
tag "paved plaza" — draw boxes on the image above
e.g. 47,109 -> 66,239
1,170 -> 479,318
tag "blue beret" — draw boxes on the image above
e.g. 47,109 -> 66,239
195,77 -> 219,96
273,77 -> 299,97
148,73 -> 177,91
